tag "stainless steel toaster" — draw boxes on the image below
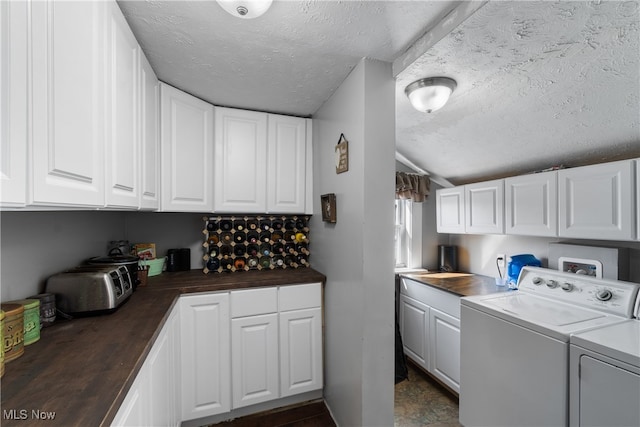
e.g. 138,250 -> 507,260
45,265 -> 133,315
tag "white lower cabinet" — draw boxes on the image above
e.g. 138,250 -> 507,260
398,294 -> 430,370
112,306 -> 180,427
114,283 -> 322,426
231,287 -> 279,409
399,278 -> 460,394
180,292 -> 231,421
429,308 -> 460,392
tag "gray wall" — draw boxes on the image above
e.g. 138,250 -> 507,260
448,234 -> 640,282
312,58 -> 395,426
0,211 -> 208,301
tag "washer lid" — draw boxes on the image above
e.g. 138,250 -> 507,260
462,292 -> 630,341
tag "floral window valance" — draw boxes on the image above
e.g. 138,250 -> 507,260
396,172 -> 430,202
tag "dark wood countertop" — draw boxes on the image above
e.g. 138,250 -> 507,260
399,272 -> 511,297
1,268 -> 326,427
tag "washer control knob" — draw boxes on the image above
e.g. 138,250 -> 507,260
596,289 -> 613,301
532,277 -> 544,286
546,279 -> 558,289
561,282 -> 574,292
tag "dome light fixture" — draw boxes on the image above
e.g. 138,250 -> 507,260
405,77 -> 457,113
217,0 -> 273,19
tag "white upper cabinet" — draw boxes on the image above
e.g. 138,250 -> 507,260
30,0 -> 106,207
214,107 -> 268,213
138,52 -> 160,210
465,179 -> 504,234
436,187 -> 466,233
105,1 -> 139,208
214,108 -> 311,214
559,159 -> 635,241
160,83 -> 214,212
505,171 -> 558,237
0,0 -> 28,207
267,114 -> 308,213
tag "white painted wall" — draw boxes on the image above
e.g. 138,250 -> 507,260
448,234 -> 640,283
311,58 -> 395,426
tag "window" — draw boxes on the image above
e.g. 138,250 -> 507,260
395,199 -> 412,268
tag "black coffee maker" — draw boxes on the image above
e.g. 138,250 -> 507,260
438,245 -> 458,272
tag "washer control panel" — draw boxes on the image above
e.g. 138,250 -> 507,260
518,267 -> 640,318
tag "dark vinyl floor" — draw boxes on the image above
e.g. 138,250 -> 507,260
212,361 -> 459,427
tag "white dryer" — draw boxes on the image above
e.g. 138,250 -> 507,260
460,267 -> 640,427
569,316 -> 640,426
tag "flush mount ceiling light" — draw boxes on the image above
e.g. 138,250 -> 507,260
217,0 -> 273,19
405,77 -> 457,113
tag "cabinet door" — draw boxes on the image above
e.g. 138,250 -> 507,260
558,160 -> 634,241
398,294 -> 429,371
138,52 -> 159,210
31,0 -> 105,207
214,107 -> 267,213
148,308 -> 179,427
429,307 -> 460,393
280,307 -> 323,397
505,171 -> 557,236
465,179 -> 504,234
180,292 -> 230,420
105,2 -> 139,208
0,0 -> 27,207
111,369 -> 149,427
231,313 -> 279,408
160,83 -> 214,212
267,114 -> 307,213
436,187 -> 465,233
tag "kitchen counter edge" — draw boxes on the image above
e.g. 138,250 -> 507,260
399,272 -> 510,297
1,268 -> 326,427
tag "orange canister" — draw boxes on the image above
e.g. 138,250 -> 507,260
1,310 -> 5,377
1,303 -> 24,362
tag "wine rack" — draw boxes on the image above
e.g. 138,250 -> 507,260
202,215 -> 310,273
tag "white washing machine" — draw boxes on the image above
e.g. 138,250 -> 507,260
569,315 -> 640,426
459,267 -> 640,427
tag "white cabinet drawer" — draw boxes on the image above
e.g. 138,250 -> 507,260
279,283 -> 321,312
231,287 -> 278,318
400,278 -> 460,318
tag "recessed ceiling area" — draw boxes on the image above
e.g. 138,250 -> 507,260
117,0 -> 640,186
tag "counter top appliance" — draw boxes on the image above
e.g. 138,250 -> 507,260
460,267 -> 639,427
45,265 -> 133,315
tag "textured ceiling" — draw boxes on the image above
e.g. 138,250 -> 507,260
118,0 -> 456,116
396,0 -> 640,185
118,0 -> 640,186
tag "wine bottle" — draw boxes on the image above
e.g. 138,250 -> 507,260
272,255 -> 284,268
247,219 -> 259,230
259,256 -> 271,269
271,231 -> 283,243
209,247 -> 219,258
233,219 -> 246,232
207,257 -> 220,271
207,235 -> 220,246
233,245 -> 246,257
272,219 -> 283,231
259,243 -> 271,257
221,232 -> 233,244
219,219 -> 232,231
247,244 -> 259,256
284,219 -> 296,230
272,242 -> 284,254
220,245 -> 232,256
297,253 -> 309,266
297,242 -> 310,255
259,219 -> 271,231
247,230 -> 259,243
284,243 -> 296,255
234,258 -> 246,270
259,231 -> 271,243
284,255 -> 296,267
295,218 -> 306,230
234,232 -> 246,244
247,256 -> 259,268
221,258 -> 233,271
